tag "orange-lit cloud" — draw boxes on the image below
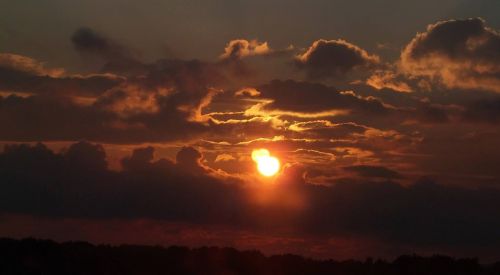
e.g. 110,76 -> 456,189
401,18 -> 500,93
366,70 -> 412,93
220,39 -> 272,60
0,53 -> 65,77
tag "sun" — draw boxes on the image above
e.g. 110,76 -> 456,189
252,149 -> 280,177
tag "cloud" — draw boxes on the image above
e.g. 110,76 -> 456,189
401,18 -> 500,93
0,92 -> 212,143
366,70 -> 412,93
1,142 -> 500,254
462,98 -> 500,124
220,39 -> 272,60
71,27 -> 144,74
0,53 -> 121,97
1,28 -> 442,147
0,65 -> 283,144
295,39 -> 380,79
3,16 -> 500,261
0,28 -> 271,143
343,165 -> 403,179
176,146 -> 208,173
214,153 -> 236,162
0,141 -> 244,222
0,69 -> 122,98
254,80 -> 392,116
0,53 -> 64,77
72,27 -> 127,58
288,121 -> 368,139
121,146 -> 155,170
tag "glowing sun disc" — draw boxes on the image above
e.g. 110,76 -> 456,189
252,149 -> 280,177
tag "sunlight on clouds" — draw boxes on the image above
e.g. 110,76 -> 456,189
244,99 -> 349,118
214,153 -> 236,162
252,148 -> 281,177
235,87 -> 261,97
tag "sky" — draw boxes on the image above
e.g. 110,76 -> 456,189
1,0 -> 500,261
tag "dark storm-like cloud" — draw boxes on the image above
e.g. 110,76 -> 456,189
0,93 -> 211,143
71,27 -> 249,80
401,18 -> 500,93
0,26 -> 462,145
71,27 -> 145,75
295,39 -> 380,79
0,52 -> 245,143
462,98 -> 500,124
304,178 -> 500,247
0,142 -> 243,223
0,27 -> 286,143
343,165 -> 403,179
288,121 -> 368,139
2,142 -> 500,251
0,53 -> 122,97
234,80 -> 461,132
72,27 -> 129,59
0,79 -> 279,143
255,80 -> 392,115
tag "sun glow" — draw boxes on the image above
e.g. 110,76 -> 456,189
252,149 -> 280,177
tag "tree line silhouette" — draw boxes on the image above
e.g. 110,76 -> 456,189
0,238 -> 499,275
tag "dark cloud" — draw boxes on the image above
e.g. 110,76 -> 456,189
121,146 -> 155,170
0,141 -> 243,222
72,27 -> 128,58
1,141 -> 500,254
71,27 -> 251,81
401,18 -> 500,93
0,54 -> 122,97
255,80 -> 392,115
63,141 -> 108,171
0,27 -> 279,143
462,98 -> 500,124
175,146 -> 211,174
0,93 -> 211,143
303,178 -> 500,248
289,121 -> 368,139
343,165 -> 403,179
2,28 -> 440,146
71,27 -> 144,75
414,102 -> 451,124
295,39 -> 379,79
0,64 -> 281,143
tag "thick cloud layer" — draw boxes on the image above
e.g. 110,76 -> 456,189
255,80 -> 391,115
0,53 -> 122,97
0,28 -> 262,143
1,142 -> 500,256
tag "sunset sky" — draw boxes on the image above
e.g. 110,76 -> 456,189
1,0 -> 500,261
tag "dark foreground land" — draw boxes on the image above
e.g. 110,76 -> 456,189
0,238 -> 499,275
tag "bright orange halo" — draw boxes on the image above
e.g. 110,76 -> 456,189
251,149 -> 280,177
